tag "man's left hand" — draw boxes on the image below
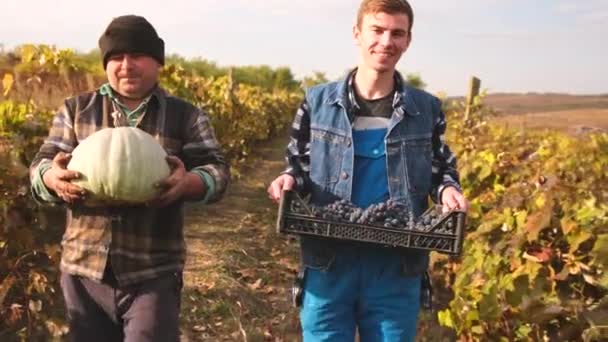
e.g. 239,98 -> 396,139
441,186 -> 468,213
149,156 -> 201,208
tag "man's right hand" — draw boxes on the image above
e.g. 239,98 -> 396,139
42,152 -> 86,204
267,174 -> 295,203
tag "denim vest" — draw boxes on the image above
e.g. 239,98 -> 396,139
300,74 -> 442,275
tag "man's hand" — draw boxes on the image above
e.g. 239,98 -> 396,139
149,156 -> 204,208
441,186 -> 468,213
42,152 -> 86,204
267,174 -> 295,203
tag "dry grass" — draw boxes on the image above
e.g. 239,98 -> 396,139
481,93 -> 608,115
491,108 -> 608,133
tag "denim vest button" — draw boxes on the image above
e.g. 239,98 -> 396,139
341,172 -> 349,180
347,140 -> 352,147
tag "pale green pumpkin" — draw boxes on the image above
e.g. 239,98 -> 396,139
67,127 -> 170,206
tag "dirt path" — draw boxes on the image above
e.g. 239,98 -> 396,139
180,132 -> 301,341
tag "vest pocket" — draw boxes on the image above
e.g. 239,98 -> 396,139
309,128 -> 347,189
402,137 -> 433,195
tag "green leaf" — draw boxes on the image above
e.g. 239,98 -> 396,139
560,218 -> 577,235
515,210 -> 528,230
466,309 -> 480,323
576,198 -> 604,225
524,261 -> 543,284
437,309 -> 454,328
506,275 -> 529,307
516,324 -> 532,339
591,234 -> 608,267
535,193 -> 547,208
568,230 -> 593,253
478,285 -> 500,320
493,182 -> 506,194
479,164 -> 493,181
471,325 -> 484,335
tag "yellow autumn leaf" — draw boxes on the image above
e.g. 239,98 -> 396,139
2,73 -> 14,96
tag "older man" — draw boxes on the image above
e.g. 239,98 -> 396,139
30,15 -> 229,342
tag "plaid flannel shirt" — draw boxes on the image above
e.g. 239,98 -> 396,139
29,85 -> 229,286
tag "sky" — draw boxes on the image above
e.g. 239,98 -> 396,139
1,0 -> 607,96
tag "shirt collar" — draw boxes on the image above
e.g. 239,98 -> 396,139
99,83 -> 160,115
346,68 -> 404,111
345,69 -> 421,117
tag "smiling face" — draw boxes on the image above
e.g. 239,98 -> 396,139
105,53 -> 161,99
354,11 -> 411,74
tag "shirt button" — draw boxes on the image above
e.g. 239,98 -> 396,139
372,149 -> 379,155
341,172 -> 349,180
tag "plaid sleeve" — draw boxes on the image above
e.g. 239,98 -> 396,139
282,98 -> 312,195
430,98 -> 461,203
29,101 -> 77,204
181,107 -> 230,204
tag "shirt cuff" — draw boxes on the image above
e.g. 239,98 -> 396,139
437,182 -> 461,205
190,168 -> 215,204
31,160 -> 62,204
280,168 -> 305,193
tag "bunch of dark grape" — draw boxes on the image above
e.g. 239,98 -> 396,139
305,199 -> 457,234
410,209 -> 441,232
290,199 -> 310,215
310,199 -> 359,222
410,207 -> 456,234
309,199 -> 416,229
355,200 -> 414,228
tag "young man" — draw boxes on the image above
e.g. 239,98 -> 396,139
268,0 -> 467,341
29,15 -> 229,342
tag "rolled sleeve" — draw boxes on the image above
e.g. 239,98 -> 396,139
181,108 -> 230,204
190,168 -> 216,204
30,160 -> 63,204
29,102 -> 77,205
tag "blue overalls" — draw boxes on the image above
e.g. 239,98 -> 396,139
297,71 -> 448,341
300,113 -> 422,341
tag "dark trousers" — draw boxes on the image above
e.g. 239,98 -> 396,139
60,266 -> 182,342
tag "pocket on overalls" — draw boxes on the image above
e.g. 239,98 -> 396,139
296,239 -> 337,311
300,238 -> 336,272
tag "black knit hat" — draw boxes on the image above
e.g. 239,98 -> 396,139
98,15 -> 164,69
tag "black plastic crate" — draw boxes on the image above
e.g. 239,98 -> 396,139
276,190 -> 466,255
